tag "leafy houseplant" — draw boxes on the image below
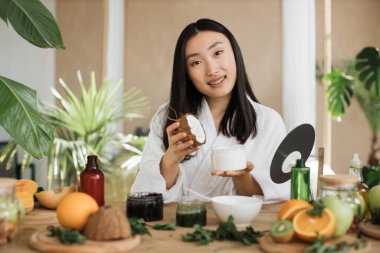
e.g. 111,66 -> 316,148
0,0 -> 64,159
323,47 -> 380,165
43,71 -> 148,189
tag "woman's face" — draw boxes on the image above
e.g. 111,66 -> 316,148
185,31 -> 237,102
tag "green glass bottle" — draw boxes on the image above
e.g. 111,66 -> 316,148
290,159 -> 310,201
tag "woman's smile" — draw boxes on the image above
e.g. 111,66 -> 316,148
208,75 -> 226,88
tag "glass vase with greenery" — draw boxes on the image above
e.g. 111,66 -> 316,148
42,71 -> 148,189
323,47 -> 380,165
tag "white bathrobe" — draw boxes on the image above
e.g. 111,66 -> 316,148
131,99 -> 289,203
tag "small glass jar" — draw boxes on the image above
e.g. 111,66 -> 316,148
0,178 -> 24,246
176,201 -> 206,227
319,175 -> 361,232
126,192 -> 163,221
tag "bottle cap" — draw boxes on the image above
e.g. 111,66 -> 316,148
87,155 -> 98,165
295,159 -> 305,168
319,174 -> 359,186
349,153 -> 362,168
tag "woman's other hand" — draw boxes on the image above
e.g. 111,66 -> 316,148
210,161 -> 253,177
211,161 -> 262,196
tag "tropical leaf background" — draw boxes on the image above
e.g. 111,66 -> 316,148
323,47 -> 380,165
355,86 -> 380,135
323,67 -> 354,120
0,0 -> 64,169
0,76 -> 54,159
0,0 -> 64,49
356,47 -> 380,96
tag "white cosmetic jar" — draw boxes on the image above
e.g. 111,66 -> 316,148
211,145 -> 247,171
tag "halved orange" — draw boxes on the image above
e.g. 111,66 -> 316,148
277,199 -> 313,221
293,208 -> 336,242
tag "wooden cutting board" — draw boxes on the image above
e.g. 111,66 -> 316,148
29,228 -> 140,253
360,221 -> 380,240
259,234 -> 370,253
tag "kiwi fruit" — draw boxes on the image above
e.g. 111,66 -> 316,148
269,220 -> 294,243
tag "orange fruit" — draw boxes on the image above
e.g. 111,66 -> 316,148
277,199 -> 313,221
56,192 -> 99,231
293,208 -> 336,242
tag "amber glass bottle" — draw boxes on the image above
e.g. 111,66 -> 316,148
80,155 -> 104,206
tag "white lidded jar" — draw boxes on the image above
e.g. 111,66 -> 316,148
211,145 -> 247,171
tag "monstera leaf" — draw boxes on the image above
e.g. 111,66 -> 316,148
323,68 -> 354,119
356,47 -> 380,96
355,86 -> 380,135
0,0 -> 64,49
0,76 -> 54,159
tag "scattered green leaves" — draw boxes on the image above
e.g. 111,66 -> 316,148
304,235 -> 367,253
152,222 -> 176,231
215,216 -> 263,245
307,200 -> 325,217
182,215 -> 264,246
182,224 -> 215,245
47,226 -> 86,245
128,217 -> 151,236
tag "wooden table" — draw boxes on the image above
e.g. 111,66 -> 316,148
4,202 -> 380,253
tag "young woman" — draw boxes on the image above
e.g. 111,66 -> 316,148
131,18 -> 288,202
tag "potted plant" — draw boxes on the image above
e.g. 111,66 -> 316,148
323,47 -> 380,165
0,0 -> 64,162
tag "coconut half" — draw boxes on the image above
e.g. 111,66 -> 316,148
176,114 -> 206,146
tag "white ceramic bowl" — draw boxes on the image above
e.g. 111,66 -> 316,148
211,195 -> 263,227
211,145 -> 247,171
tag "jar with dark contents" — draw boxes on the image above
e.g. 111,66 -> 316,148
319,175 -> 361,233
126,192 -> 163,221
176,201 -> 206,227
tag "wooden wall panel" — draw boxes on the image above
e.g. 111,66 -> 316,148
56,0 -> 106,94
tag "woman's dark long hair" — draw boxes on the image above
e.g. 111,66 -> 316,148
163,18 -> 259,151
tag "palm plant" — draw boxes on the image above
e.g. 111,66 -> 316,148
43,71 -> 148,188
323,47 -> 380,165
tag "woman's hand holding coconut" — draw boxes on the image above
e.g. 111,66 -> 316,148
160,121 -> 200,189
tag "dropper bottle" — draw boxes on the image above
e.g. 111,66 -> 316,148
349,153 -> 363,181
